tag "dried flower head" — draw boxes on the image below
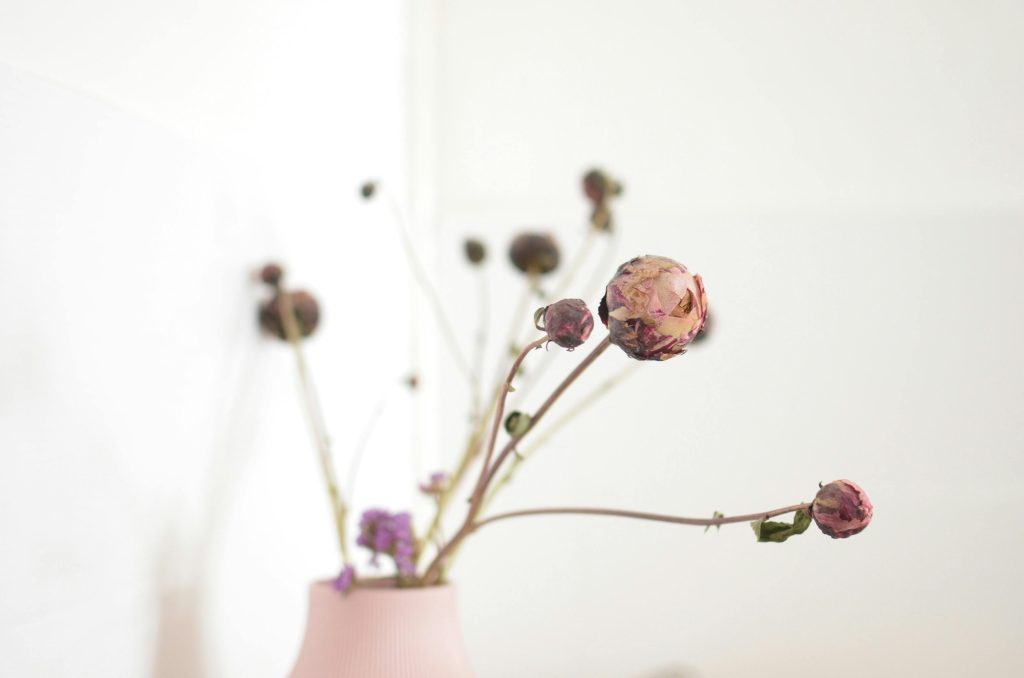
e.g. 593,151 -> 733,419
582,168 -> 623,206
419,472 -> 449,496
509,232 -> 560,275
357,509 -> 416,577
504,411 -> 533,438
359,180 -> 377,200
464,238 -> 487,265
811,480 -> 873,539
537,298 -> 594,350
259,262 -> 284,287
331,564 -> 355,594
258,290 -> 321,340
600,255 -> 707,361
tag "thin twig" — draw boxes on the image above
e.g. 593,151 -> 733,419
473,503 -> 813,532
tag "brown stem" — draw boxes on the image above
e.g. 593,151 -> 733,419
473,503 -> 812,532
421,335 -> 612,584
470,336 -> 548,506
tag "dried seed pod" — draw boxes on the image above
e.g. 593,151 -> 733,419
259,290 -> 321,340
509,232 -> 560,275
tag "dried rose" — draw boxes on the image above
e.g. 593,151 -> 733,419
537,298 -> 594,350
509,232 -> 560,275
600,255 -> 708,361
811,480 -> 873,539
259,290 -> 321,340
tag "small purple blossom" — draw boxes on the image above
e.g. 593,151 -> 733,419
331,564 -> 355,594
357,509 -> 417,577
419,472 -> 449,496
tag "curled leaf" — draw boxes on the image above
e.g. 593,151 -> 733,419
751,509 -> 812,543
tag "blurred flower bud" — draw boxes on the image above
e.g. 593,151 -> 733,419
259,290 -> 321,340
405,374 -> 419,390
360,180 -> 377,199
259,262 -> 284,287
419,471 -> 449,496
582,168 -> 622,205
590,204 -> 613,232
811,480 -> 873,539
464,238 -> 486,265
601,255 -> 708,361
509,232 -> 560,275
537,298 -> 594,350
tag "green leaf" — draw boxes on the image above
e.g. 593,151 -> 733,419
705,511 -> 724,533
750,509 -> 812,543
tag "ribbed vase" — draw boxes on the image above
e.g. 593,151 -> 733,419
289,580 -> 475,678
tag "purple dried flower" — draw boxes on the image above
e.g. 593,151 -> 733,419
331,564 -> 355,594
357,509 -> 417,577
538,298 -> 594,350
811,480 -> 873,539
601,255 -> 708,361
419,472 -> 449,495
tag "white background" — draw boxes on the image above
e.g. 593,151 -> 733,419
2,1 -> 1023,677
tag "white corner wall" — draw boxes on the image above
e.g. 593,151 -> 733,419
0,2 -> 415,676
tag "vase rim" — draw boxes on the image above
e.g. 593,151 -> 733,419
310,577 -> 455,594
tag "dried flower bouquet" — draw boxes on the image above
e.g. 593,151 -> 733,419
257,170 -> 872,593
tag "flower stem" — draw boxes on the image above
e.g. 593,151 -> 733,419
473,503 -> 812,532
480,363 -> 638,512
383,188 -> 476,389
421,335 -> 612,585
278,290 -> 350,563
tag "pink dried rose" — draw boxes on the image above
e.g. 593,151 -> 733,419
538,298 -> 594,349
811,480 -> 873,539
599,255 -> 708,361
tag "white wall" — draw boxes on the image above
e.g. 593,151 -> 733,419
425,2 -> 1024,677
0,2 -> 415,676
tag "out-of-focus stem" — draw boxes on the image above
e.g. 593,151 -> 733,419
383,188 -> 476,389
473,503 -> 813,532
550,228 -> 596,301
279,289 -> 350,563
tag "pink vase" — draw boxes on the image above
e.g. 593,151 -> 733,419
289,579 -> 475,677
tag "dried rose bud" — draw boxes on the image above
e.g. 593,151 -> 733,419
601,255 -> 708,361
464,238 -> 486,265
360,180 -> 377,199
509,232 -> 560,275
811,480 -> 873,539
582,168 -> 622,205
259,290 -> 321,340
537,298 -> 594,349
419,472 -> 449,496
259,262 -> 284,287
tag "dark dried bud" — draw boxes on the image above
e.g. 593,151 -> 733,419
582,168 -> 622,205
259,263 -> 284,287
509,232 -> 560,275
360,181 -> 377,200
811,480 -> 873,539
464,238 -> 486,265
537,299 -> 594,350
405,374 -> 419,390
590,204 -> 613,232
259,290 -> 321,340
504,411 -> 532,437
